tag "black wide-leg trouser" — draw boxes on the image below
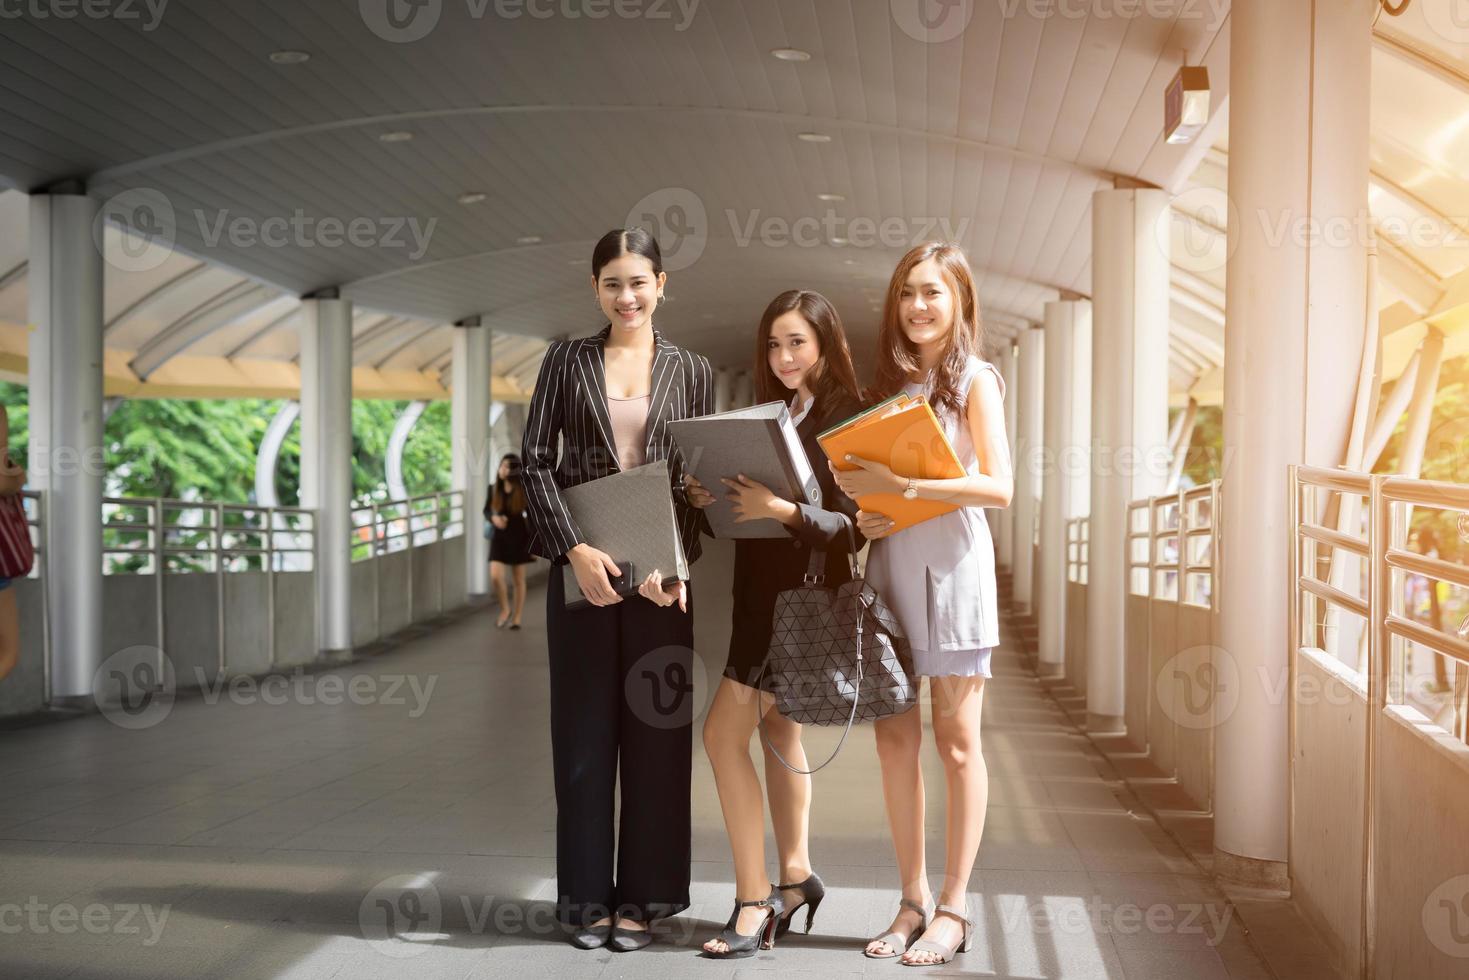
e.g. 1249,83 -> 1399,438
546,568 -> 694,927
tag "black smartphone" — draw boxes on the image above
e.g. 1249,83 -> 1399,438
606,561 -> 636,594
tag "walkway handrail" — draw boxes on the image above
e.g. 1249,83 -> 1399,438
350,489 -> 464,562
102,496 -> 316,575
1124,481 -> 1219,609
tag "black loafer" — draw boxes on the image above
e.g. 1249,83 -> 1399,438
609,924 -> 653,952
569,923 -> 611,949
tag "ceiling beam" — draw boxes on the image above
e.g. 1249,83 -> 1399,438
103,262 -> 210,336
130,282 -> 280,379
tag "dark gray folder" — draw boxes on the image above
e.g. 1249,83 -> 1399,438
559,459 -> 688,609
669,400 -> 820,539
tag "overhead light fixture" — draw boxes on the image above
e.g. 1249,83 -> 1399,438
269,50 -> 310,65
829,236 -> 849,246
377,131 -> 413,143
843,259 -> 856,265
1164,66 -> 1210,145
797,132 -> 831,143
516,235 -> 542,245
816,193 -> 845,202
458,192 -> 487,205
771,48 -> 811,62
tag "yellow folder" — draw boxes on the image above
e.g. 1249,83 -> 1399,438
817,395 -> 966,533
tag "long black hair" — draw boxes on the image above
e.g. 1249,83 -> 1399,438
590,228 -> 664,280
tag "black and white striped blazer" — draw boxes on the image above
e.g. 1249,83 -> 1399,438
521,324 -> 715,566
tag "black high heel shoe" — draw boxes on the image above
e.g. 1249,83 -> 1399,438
701,885 -> 784,959
773,871 -> 826,939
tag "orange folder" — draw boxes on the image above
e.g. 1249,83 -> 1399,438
817,395 -> 966,533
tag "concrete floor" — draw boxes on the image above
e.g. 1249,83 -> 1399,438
0,540 -> 1291,979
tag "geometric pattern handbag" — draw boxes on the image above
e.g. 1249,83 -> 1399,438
756,520 -> 918,774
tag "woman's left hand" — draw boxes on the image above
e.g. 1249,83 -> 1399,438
829,456 -> 901,500
721,474 -> 782,523
637,569 -> 688,613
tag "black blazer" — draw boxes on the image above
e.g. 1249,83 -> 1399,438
521,324 -> 715,566
727,390 -> 866,671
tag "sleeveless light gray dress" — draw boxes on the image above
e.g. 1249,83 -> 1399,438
864,355 -> 1006,678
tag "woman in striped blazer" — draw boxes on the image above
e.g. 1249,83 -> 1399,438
520,228 -> 714,953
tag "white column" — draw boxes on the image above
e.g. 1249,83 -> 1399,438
1038,301 -> 1092,675
714,368 -> 734,414
452,319 -> 491,597
299,294 -> 353,655
1086,187 -> 1172,732
28,191 -> 103,699
733,371 -> 754,409
1215,0 -> 1374,887
996,343 -> 1018,570
1012,327 -> 1045,614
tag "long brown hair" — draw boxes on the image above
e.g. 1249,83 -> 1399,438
868,242 -> 985,418
752,290 -> 862,416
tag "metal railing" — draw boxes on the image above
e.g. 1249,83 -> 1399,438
100,497 -> 317,678
1290,465 -> 1469,979
1066,516 -> 1089,584
350,490 -> 465,638
1126,482 -> 1218,609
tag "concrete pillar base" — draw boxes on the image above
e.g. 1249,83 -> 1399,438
1213,847 -> 1290,893
1086,712 -> 1125,734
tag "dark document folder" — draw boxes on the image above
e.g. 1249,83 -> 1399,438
669,400 -> 820,539
558,459 -> 688,610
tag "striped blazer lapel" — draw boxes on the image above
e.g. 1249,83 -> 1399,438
643,332 -> 680,461
573,335 -> 618,469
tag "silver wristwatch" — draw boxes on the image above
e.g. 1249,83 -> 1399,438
902,477 -> 918,500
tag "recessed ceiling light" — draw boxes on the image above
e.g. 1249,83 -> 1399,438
516,235 -> 542,245
797,132 -> 832,143
269,50 -> 310,65
771,48 -> 811,62
377,131 -> 413,143
458,192 -> 487,205
701,313 -> 714,320
567,259 -> 585,266
829,236 -> 849,246
816,193 -> 845,202
843,259 -> 856,265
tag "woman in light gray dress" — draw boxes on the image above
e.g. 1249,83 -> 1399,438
830,242 -> 1013,968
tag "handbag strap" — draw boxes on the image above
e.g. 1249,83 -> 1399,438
803,516 -> 862,584
755,604 -> 865,776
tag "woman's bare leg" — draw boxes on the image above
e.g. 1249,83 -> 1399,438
0,588 -> 18,681
490,561 -> 510,626
759,711 -> 814,918
701,677 -> 778,953
866,700 -> 931,955
511,565 -> 527,625
903,674 -> 987,965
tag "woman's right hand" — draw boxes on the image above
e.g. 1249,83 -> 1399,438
683,473 -> 716,509
856,509 -> 896,541
567,543 -> 625,606
491,514 -> 508,530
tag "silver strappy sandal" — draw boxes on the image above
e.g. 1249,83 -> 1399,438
901,903 -> 973,966
863,897 -> 931,959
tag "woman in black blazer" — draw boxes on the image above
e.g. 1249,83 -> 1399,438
520,228 -> 713,953
683,290 -> 865,958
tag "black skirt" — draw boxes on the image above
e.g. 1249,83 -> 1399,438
489,513 -> 535,565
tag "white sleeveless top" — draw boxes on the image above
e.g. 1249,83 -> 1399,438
864,355 -> 1007,654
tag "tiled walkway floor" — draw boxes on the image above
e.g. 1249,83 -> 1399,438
1,541 -> 1286,979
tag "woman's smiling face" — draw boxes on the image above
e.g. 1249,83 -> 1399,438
766,310 -> 822,395
897,257 -> 956,349
593,253 -> 663,335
